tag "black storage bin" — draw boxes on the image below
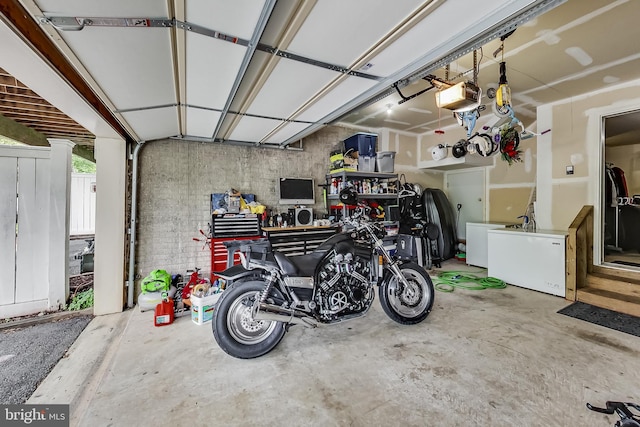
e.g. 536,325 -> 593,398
396,234 -> 427,268
396,234 -> 420,260
343,133 -> 377,157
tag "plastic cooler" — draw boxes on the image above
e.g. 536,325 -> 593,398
376,151 -> 396,173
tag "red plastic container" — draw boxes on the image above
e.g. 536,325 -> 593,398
154,298 -> 174,327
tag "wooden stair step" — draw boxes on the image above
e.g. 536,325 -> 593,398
586,273 -> 640,297
592,265 -> 640,281
577,287 -> 640,318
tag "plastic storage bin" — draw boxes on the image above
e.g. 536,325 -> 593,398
358,156 -> 376,172
376,151 -> 396,173
190,292 -> 222,325
344,133 -> 377,157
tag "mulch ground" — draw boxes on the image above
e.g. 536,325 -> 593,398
70,273 -> 94,292
1,274 -> 94,325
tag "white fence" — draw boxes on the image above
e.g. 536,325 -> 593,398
70,173 -> 96,235
0,142 -> 71,318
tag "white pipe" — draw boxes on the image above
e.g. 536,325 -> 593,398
127,141 -> 145,308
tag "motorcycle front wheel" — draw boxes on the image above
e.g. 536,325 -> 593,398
212,281 -> 286,359
379,262 -> 435,324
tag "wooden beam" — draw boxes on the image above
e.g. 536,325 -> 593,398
0,0 -> 135,144
0,101 -> 69,115
586,212 -> 593,274
0,112 -> 48,146
4,121 -> 89,133
566,205 -> 594,301
0,50 -> 97,149
0,84 -> 48,98
576,226 -> 587,288
0,92 -> 61,107
566,229 -> 577,301
0,74 -> 23,87
0,110 -> 82,125
4,117 -> 89,130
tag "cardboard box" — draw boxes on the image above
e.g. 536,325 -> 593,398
330,152 -> 357,173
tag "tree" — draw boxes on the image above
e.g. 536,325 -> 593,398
72,155 -> 96,173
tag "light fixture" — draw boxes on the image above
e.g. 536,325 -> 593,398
386,103 -> 393,114
435,82 -> 480,111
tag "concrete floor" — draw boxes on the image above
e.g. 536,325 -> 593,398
29,261 -> 640,427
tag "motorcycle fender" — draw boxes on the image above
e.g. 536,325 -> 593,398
216,264 -> 261,282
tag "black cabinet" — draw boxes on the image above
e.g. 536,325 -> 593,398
263,226 -> 338,257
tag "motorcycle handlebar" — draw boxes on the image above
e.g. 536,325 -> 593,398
587,401 -> 640,422
340,207 -> 371,226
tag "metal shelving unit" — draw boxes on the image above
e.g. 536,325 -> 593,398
326,171 -> 399,218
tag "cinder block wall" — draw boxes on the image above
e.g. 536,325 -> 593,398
135,126 -> 357,288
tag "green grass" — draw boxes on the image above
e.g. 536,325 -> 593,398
68,288 -> 94,311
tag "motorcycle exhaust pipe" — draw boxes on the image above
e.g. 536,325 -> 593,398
254,302 -> 318,328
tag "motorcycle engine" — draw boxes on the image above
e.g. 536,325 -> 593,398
314,247 -> 374,322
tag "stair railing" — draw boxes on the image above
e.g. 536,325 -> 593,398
566,205 -> 594,300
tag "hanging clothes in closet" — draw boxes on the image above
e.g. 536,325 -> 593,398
604,163 -> 640,252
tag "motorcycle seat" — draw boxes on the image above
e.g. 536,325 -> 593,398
273,251 -> 325,277
272,233 -> 351,277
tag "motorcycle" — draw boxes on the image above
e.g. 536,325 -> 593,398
212,187 -> 435,359
587,401 -> 640,427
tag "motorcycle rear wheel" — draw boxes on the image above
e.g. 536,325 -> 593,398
379,262 -> 434,324
212,281 -> 286,359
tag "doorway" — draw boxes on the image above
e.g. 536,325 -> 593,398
445,169 -> 485,240
602,110 -> 640,270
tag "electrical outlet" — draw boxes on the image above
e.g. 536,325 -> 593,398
566,165 -> 574,175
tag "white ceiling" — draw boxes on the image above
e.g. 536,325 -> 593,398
339,0 -> 640,142
2,0 -> 562,149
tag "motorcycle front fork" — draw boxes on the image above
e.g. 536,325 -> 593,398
373,237 -> 410,291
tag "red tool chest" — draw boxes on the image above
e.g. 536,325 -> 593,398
210,214 -> 262,281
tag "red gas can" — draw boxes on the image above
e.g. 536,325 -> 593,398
154,297 -> 174,327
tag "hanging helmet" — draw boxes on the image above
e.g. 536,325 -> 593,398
431,144 -> 447,161
339,186 -> 358,205
466,141 -> 476,154
452,140 -> 467,158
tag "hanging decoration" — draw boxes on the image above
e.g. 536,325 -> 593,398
499,125 -> 522,165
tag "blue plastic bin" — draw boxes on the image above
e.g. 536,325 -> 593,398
343,133 -> 377,157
